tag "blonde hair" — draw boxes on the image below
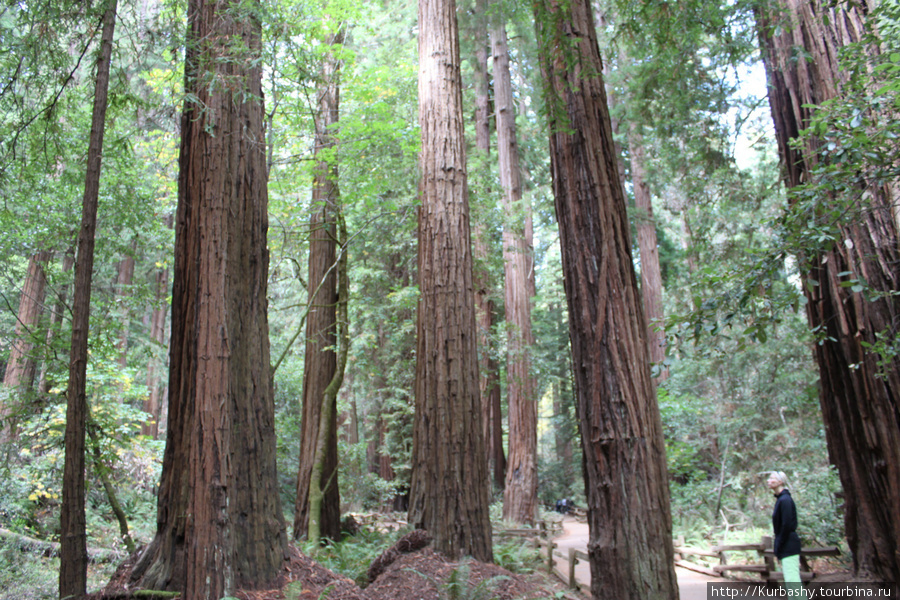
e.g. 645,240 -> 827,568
770,471 -> 789,487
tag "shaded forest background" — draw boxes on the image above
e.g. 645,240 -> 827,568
0,0 -> 897,596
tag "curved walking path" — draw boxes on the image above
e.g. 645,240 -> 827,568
551,516 -> 725,600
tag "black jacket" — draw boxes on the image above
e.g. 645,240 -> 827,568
772,489 -> 802,559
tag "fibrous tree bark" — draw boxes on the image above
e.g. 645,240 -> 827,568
2,249 -> 51,443
293,27 -> 345,544
59,2 -> 117,597
532,0 -> 678,597
628,122 -> 667,382
469,0 -> 505,492
130,0 -> 287,596
757,0 -> 900,586
142,263 -> 169,439
306,211 -> 348,546
492,12 -> 537,525
409,0 -> 493,562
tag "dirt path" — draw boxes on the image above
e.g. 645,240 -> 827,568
551,516 -> 724,600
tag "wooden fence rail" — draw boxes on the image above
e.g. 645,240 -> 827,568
676,534 -> 840,583
499,527 -> 839,591
496,525 -> 586,593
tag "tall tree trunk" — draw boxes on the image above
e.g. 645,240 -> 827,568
409,0 -> 493,561
2,250 -> 51,443
628,123 -> 667,382
293,28 -> 344,543
532,0 -> 678,597
4,251 -> 51,390
142,265 -> 169,439
114,245 -> 136,368
492,14 -> 537,525
757,0 -> 900,586
59,2 -> 117,596
469,0 -> 505,492
130,0 -> 287,595
551,303 -> 574,474
307,213 -> 349,546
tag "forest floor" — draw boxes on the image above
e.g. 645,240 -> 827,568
89,528 -> 585,600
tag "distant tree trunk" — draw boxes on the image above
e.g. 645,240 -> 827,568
307,213 -> 349,546
129,1 -> 287,595
4,251 -> 51,390
114,245 -> 136,367
346,396 -> 359,445
470,0 -> 505,492
680,208 -> 698,275
532,0 -> 678,597
551,303 -> 574,473
36,249 -> 73,398
293,28 -> 344,543
142,265 -> 168,439
59,2 -> 117,597
1,250 -> 51,443
492,14 -> 537,525
409,0 -> 493,562
757,0 -> 900,586
628,123 -> 667,381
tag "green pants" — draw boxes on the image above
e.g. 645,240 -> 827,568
781,554 -> 805,598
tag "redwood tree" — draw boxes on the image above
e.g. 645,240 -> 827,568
532,0 -> 678,596
492,12 -> 537,525
628,122 -> 667,382
757,0 -> 900,585
293,27 -> 345,544
129,0 -> 287,595
59,1 -> 117,596
1,249 -> 51,443
468,0 -> 506,492
408,0 -> 493,561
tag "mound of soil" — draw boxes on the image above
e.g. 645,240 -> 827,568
88,533 -> 576,600
363,547 -> 557,600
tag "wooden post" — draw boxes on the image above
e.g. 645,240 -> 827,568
675,535 -> 685,561
547,540 -> 556,573
762,535 -> 776,579
569,547 -> 577,588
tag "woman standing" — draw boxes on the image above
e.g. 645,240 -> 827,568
767,471 -> 804,597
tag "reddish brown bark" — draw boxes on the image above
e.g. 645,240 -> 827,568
4,251 -> 51,391
492,15 -> 537,524
293,28 -> 344,544
409,0 -> 493,561
142,266 -> 168,439
628,124 -> 667,381
533,0 -> 678,596
757,0 -> 900,586
59,2 -> 117,596
2,250 -> 51,443
469,0 -> 505,492
130,1 -> 287,596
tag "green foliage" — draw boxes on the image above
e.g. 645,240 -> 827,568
408,559 -> 509,600
338,437 -> 403,512
662,314 -> 838,546
492,536 -> 543,575
302,526 -> 408,587
0,538 -> 59,600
